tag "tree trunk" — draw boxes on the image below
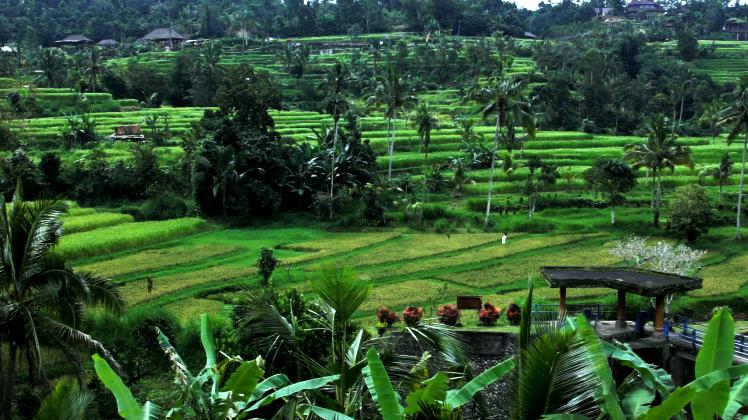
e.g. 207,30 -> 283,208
484,113 -> 501,227
387,116 -> 393,181
720,182 -> 724,202
2,345 -> 17,420
737,134 -> 747,240
654,173 -> 662,227
330,119 -> 338,220
611,207 -> 616,224
650,171 -> 656,209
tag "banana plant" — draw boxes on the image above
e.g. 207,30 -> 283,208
363,347 -> 515,419
92,314 -> 343,419
555,307 -> 748,420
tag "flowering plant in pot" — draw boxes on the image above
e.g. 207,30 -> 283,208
375,306 -> 399,334
478,302 -> 501,326
437,304 -> 460,326
402,306 -> 424,326
505,301 -> 521,326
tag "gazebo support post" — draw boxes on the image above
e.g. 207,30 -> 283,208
616,290 -> 626,329
559,287 -> 567,314
654,294 -> 666,335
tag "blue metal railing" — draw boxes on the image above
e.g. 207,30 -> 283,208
665,317 -> 748,362
532,303 -> 619,328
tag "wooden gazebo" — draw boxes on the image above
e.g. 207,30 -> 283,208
541,267 -> 702,333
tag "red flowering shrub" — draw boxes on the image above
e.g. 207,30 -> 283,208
437,304 -> 460,326
478,302 -> 501,326
505,302 -> 521,326
376,306 -> 399,327
402,306 -> 424,326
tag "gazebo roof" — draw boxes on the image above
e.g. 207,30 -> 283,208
541,266 -> 702,297
97,39 -> 118,46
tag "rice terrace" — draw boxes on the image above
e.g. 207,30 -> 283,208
6,1 -> 748,418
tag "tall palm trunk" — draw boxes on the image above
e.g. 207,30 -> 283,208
650,170 -> 656,209
484,112 -> 501,227
2,345 -> 17,420
386,116 -> 393,181
737,133 -> 747,240
654,172 -> 663,227
330,117 -> 339,220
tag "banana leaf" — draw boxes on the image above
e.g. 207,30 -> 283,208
445,357 -> 515,409
92,354 -> 158,420
723,375 -> 748,419
692,307 -> 734,419
641,365 -> 748,420
364,347 -> 404,420
404,372 -> 450,415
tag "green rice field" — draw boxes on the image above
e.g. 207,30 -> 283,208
56,206 -> 748,325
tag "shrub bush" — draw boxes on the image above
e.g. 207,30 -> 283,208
402,306 -> 424,326
505,302 -> 521,326
84,308 -> 182,382
376,306 -> 400,327
437,304 -> 460,326
138,192 -> 189,221
478,302 -> 501,326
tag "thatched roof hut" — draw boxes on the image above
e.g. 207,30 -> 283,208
97,39 -> 118,47
141,28 -> 185,48
54,34 -> 93,46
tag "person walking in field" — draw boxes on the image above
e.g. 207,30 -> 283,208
502,232 -> 508,245
147,277 -> 153,294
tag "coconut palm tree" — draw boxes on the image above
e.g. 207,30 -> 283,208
624,115 -> 693,227
319,61 -> 350,219
38,48 -> 67,88
207,145 -> 241,218
366,64 -> 418,181
0,182 -> 123,420
84,46 -> 102,92
453,116 -> 482,145
713,153 -> 733,202
700,99 -> 723,144
718,76 -> 748,240
470,74 -> 536,227
34,378 -> 93,420
412,103 -> 438,159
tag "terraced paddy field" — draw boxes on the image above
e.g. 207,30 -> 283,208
692,40 -> 748,83
63,207 -> 748,326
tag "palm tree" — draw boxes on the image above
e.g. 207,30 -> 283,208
201,42 -> 222,73
34,378 -> 93,420
718,76 -> 748,240
413,103 -> 438,159
319,61 -> 350,220
453,116 -> 482,145
366,64 -> 417,181
713,153 -> 733,202
624,115 -> 693,227
38,48 -> 66,88
470,74 -> 536,227
85,46 -> 102,92
700,99 -> 723,144
0,182 -> 123,420
208,145 -> 240,218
